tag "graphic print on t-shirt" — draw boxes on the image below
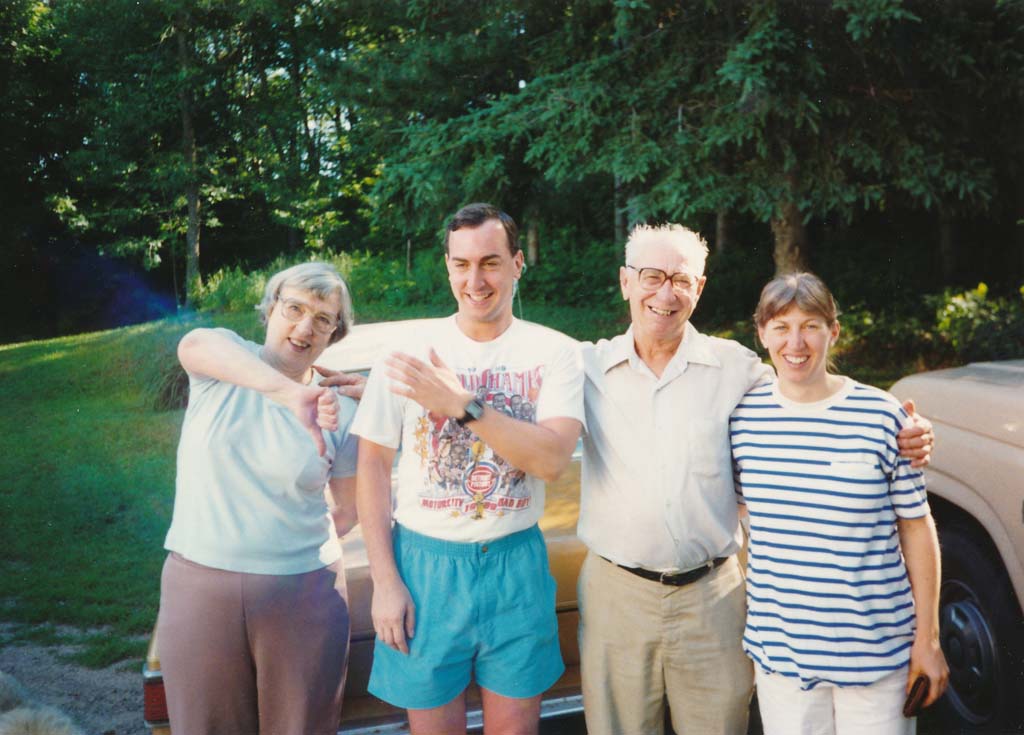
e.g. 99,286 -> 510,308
413,365 -> 542,520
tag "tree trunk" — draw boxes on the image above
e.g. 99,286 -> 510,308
177,16 -> 201,308
715,209 -> 731,254
938,211 -> 956,282
526,220 -> 539,267
770,199 -> 808,274
1017,184 -> 1024,282
614,173 -> 626,247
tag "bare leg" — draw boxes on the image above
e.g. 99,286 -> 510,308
480,688 -> 541,735
407,690 -> 467,735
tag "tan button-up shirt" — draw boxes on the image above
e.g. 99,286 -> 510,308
579,323 -> 772,572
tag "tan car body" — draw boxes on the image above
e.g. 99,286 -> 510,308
890,359 -> 1024,731
143,319 -> 586,734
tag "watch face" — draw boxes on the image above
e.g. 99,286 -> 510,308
466,398 -> 485,421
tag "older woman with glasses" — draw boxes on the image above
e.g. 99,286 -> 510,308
157,262 -> 359,735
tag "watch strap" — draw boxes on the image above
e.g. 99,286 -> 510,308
456,398 -> 486,426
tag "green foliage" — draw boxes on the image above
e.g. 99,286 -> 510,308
698,245 -> 776,328
819,281 -> 1024,376
195,266 -> 268,315
931,283 -> 1024,362
836,304 -> 940,373
522,240 -> 623,307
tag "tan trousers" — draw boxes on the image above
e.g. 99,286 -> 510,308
578,551 -> 753,735
157,553 -> 350,735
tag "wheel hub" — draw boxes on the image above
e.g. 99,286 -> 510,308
940,584 -> 1000,725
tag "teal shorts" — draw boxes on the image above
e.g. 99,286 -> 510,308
367,523 -> 564,710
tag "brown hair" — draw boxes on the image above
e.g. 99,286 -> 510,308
444,202 -> 520,256
754,272 -> 840,328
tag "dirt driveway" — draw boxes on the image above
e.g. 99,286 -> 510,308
0,626 -> 143,735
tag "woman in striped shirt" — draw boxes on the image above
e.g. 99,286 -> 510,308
731,273 -> 948,735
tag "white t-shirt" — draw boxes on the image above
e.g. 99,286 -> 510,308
352,316 -> 585,543
165,329 -> 359,575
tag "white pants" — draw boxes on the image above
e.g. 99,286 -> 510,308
755,665 -> 916,735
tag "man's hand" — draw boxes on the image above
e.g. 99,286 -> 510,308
270,382 -> 338,456
385,348 -> 472,418
897,399 -> 934,469
371,577 -> 416,654
908,632 -> 949,707
313,365 -> 368,400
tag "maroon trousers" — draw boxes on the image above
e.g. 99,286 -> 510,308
157,553 -> 350,735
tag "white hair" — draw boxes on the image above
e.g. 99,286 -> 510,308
624,224 -> 709,275
256,261 -> 354,344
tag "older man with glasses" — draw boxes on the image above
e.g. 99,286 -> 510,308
576,223 -> 935,735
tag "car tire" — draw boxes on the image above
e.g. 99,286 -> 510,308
934,522 -> 1024,732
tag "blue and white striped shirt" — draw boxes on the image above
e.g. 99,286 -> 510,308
730,378 -> 928,689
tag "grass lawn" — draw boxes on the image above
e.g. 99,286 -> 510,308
0,301 -> 909,668
2,318 -> 194,664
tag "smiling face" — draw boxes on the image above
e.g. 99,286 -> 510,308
758,306 -> 840,394
446,218 -> 524,340
262,286 -> 341,379
621,238 -> 706,352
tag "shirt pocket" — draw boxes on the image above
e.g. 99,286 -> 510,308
828,459 -> 885,482
686,418 -> 729,479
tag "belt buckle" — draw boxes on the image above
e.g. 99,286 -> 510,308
658,571 -> 670,584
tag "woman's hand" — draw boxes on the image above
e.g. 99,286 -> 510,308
270,382 -> 338,456
371,577 -> 416,655
908,633 -> 949,707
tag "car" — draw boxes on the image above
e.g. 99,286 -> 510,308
142,319 -> 586,734
890,359 -> 1024,732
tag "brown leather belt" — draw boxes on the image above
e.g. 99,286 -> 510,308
605,556 -> 728,586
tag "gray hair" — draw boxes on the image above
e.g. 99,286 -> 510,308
624,224 -> 709,276
256,262 -> 354,344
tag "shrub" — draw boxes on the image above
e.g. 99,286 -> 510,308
835,305 -> 941,373
520,240 -> 622,307
930,283 -> 1024,362
196,266 -> 266,314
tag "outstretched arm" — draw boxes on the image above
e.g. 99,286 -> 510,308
178,328 -> 337,454
898,514 -> 949,706
385,349 -> 581,481
356,438 -> 416,654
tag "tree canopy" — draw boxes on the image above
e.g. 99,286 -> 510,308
2,0 -> 1022,336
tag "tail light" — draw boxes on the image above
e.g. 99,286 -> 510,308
143,669 -> 169,725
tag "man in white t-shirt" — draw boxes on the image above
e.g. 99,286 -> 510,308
577,224 -> 935,735
351,203 -> 585,735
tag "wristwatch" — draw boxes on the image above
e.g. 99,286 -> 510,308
455,398 -> 486,426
